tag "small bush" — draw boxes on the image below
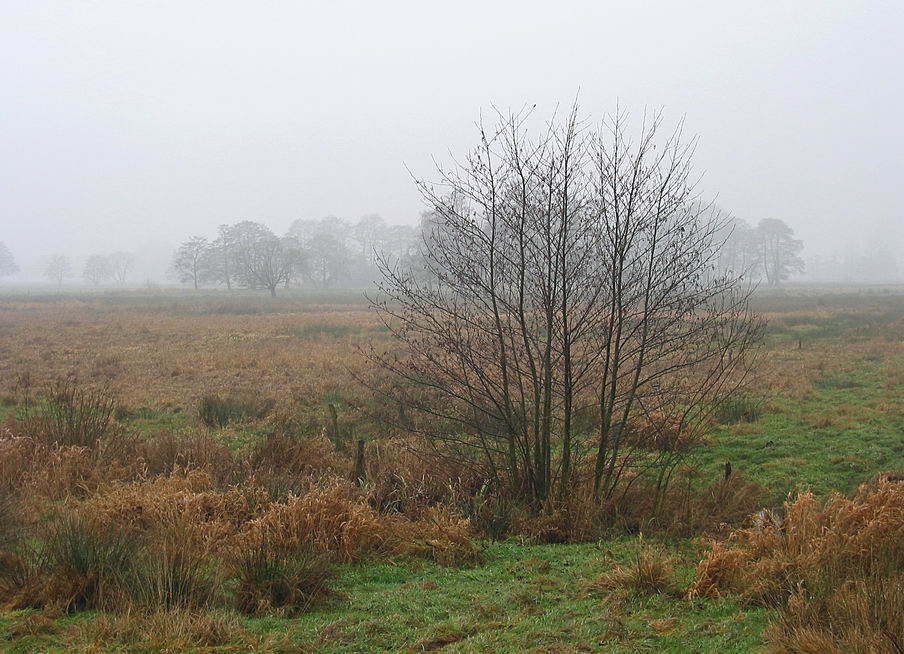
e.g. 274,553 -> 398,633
689,477 -> 904,652
468,485 -> 514,541
198,395 -> 273,428
240,480 -> 385,562
232,544 -> 333,616
139,431 -> 238,484
0,489 -> 23,550
386,505 -> 481,567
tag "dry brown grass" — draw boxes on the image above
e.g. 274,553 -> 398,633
689,477 -> 904,653
0,302 -> 380,409
78,608 -> 256,651
689,478 -> 904,603
589,537 -> 678,596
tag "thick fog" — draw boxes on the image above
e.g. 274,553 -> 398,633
1,1 -> 902,283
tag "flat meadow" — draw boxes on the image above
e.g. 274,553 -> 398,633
0,286 -> 903,652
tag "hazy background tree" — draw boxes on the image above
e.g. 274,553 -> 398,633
714,212 -> 760,279
108,251 -> 136,285
44,254 -> 72,286
223,221 -> 274,289
306,232 -> 351,289
170,236 -> 210,289
208,224 -> 239,290
354,213 -> 387,265
756,218 -> 804,286
0,242 -> 19,279
83,254 -> 112,285
237,234 -> 305,297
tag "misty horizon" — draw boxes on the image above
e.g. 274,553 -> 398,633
2,1 -> 903,283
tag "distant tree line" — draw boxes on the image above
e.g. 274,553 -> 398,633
170,215 -> 428,296
804,246 -> 899,283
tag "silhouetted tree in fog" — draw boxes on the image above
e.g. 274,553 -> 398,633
83,254 -> 112,286
239,235 -> 306,297
0,243 -> 19,279
306,232 -> 350,288
755,218 -> 804,286
108,252 -> 136,284
713,212 -> 760,279
45,254 -> 72,286
170,236 -> 210,289
354,214 -> 387,264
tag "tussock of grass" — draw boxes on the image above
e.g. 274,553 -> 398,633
232,544 -> 334,616
589,537 -> 678,596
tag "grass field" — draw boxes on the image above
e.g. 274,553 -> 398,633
0,286 -> 902,652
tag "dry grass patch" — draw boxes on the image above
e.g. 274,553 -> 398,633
589,537 -> 678,596
690,477 -> 904,653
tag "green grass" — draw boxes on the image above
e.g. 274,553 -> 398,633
270,541 -> 768,653
0,541 -> 770,653
698,358 -> 904,498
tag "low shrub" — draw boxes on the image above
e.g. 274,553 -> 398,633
386,505 -> 481,567
764,573 -> 904,654
79,608 -> 251,651
198,394 -> 273,428
130,532 -> 217,610
232,544 -> 333,616
0,489 -> 23,550
240,480 -> 384,562
468,485 -> 515,541
139,431 -> 238,484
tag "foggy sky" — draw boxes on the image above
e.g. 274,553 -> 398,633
2,1 -> 902,275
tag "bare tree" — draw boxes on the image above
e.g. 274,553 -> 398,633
83,254 -> 112,286
170,236 -> 210,289
371,107 -> 763,507
45,254 -> 72,286
0,242 -> 19,279
108,251 -> 136,285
